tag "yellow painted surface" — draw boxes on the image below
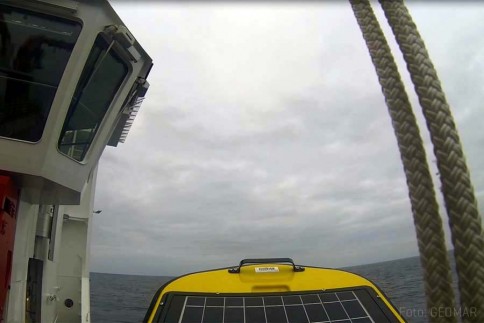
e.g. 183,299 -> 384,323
147,265 -> 404,322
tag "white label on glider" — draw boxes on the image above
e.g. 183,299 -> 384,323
255,266 -> 279,273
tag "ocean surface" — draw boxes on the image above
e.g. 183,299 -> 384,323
91,254 -> 459,323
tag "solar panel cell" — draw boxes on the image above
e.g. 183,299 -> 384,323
342,300 -> 367,318
203,307 -> 223,323
285,305 -> 308,323
265,306 -> 287,323
224,307 -> 244,323
337,291 -> 356,301
324,302 -> 349,321
186,297 -> 205,306
225,297 -> 243,307
319,293 -> 338,302
283,295 -> 302,305
181,306 -> 203,323
301,294 -> 320,304
206,297 -> 224,307
264,296 -> 283,306
304,303 -> 329,322
245,307 -> 266,322
245,297 -> 264,307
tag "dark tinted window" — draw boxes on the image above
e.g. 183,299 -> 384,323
0,5 -> 81,141
58,34 -> 128,161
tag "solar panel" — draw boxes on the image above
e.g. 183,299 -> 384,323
153,287 -> 400,323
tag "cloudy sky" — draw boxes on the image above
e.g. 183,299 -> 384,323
90,1 -> 484,276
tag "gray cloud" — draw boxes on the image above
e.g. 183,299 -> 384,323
91,2 -> 484,276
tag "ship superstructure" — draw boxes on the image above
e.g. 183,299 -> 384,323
0,1 -> 152,321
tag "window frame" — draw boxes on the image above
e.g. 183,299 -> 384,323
57,32 -> 132,163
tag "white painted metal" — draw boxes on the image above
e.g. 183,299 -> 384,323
1,0 -> 152,322
0,0 -> 152,205
5,201 -> 39,323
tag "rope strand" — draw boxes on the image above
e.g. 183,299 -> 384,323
378,1 -> 484,322
349,1 -> 456,321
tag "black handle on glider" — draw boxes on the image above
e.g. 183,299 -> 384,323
228,257 -> 305,273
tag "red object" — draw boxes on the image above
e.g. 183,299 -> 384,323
0,176 -> 19,319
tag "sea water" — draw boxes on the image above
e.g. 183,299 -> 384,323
90,254 -> 459,323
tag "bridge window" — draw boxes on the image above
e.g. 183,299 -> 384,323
58,34 -> 128,161
0,4 -> 81,142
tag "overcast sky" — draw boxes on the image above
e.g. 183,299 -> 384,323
90,1 -> 484,276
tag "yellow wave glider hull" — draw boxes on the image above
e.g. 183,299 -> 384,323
145,259 -> 405,323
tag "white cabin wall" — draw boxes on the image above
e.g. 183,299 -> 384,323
56,221 -> 86,322
82,211 -> 94,323
7,201 -> 39,323
7,166 -> 97,323
39,250 -> 59,323
57,167 -> 97,323
7,202 -> 68,323
38,205 -> 65,323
